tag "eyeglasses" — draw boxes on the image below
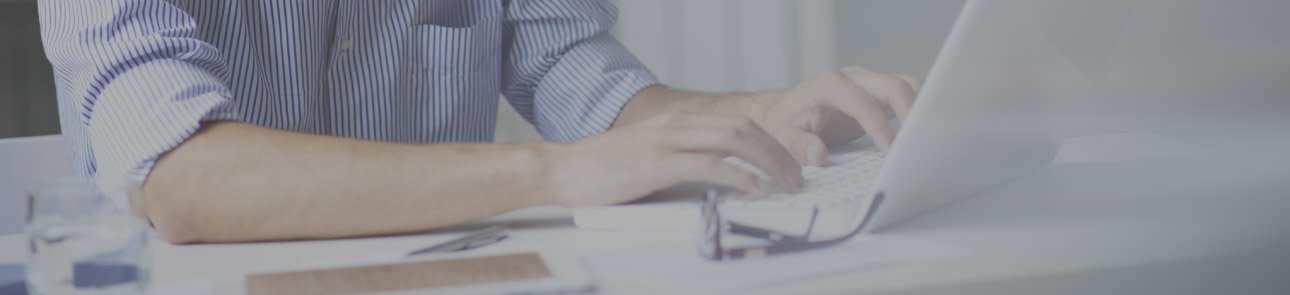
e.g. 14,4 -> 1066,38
698,190 -> 884,260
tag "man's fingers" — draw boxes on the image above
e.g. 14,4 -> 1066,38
662,126 -> 802,189
895,74 -> 924,95
672,154 -> 770,197
825,80 -> 897,153
657,113 -> 802,188
684,115 -> 799,164
785,130 -> 829,167
883,78 -> 917,123
841,68 -> 917,123
893,74 -> 923,123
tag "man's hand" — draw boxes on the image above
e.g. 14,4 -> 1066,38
602,65 -> 921,205
616,66 -> 922,168
748,66 -> 923,166
549,112 -> 803,207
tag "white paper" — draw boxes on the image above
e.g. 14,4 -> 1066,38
149,277 -> 215,295
583,235 -> 954,294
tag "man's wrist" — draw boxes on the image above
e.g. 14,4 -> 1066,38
738,90 -> 785,125
515,142 -> 565,208
683,90 -> 782,118
686,90 -> 786,131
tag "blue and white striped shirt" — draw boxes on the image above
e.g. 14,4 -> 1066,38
39,0 -> 658,206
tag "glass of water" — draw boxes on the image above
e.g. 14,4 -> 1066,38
25,178 -> 150,295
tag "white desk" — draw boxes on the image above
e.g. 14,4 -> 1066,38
4,142 -> 1289,294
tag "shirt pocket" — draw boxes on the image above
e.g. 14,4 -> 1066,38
408,16 -> 503,78
402,14 -> 503,139
408,0 -> 504,77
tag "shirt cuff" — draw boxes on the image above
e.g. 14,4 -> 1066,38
534,66 -> 660,142
86,59 -> 239,210
568,68 -> 660,140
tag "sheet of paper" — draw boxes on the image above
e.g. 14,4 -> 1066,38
583,235 -> 955,294
150,277 -> 215,295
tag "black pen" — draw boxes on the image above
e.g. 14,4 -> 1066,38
406,226 -> 510,257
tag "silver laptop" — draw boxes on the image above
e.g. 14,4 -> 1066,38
575,0 -> 1082,237
574,0 -> 1164,242
575,0 -> 1290,259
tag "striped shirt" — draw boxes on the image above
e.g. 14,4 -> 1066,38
39,0 -> 658,207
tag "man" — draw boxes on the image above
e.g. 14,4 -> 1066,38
40,1 -> 920,244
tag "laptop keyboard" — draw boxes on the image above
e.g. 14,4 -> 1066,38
720,143 -> 885,209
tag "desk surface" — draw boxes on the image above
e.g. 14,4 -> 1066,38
3,144 -> 1289,294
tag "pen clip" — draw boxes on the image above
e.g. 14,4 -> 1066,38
406,226 -> 510,257
459,234 -> 507,250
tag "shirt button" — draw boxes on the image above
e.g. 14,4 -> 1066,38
340,37 -> 352,50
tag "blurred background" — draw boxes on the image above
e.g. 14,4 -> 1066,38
0,0 -> 60,140
0,0 -> 965,142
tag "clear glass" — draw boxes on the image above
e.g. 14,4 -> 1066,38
25,178 -> 150,295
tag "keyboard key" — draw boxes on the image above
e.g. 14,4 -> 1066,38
721,144 -> 884,210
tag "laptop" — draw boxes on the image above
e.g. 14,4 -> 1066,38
573,0 -> 1137,236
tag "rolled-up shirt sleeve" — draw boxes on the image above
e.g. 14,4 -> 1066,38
500,0 -> 660,142
39,0 -> 240,207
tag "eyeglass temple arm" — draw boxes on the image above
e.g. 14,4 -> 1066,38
725,206 -> 819,243
709,193 -> 887,260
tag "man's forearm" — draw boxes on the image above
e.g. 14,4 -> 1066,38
141,122 -> 558,243
612,85 -> 782,128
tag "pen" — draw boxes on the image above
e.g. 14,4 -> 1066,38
406,226 -> 510,257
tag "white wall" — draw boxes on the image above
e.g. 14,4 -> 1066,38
613,0 -> 804,93
493,0 -> 965,142
833,0 -> 965,78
